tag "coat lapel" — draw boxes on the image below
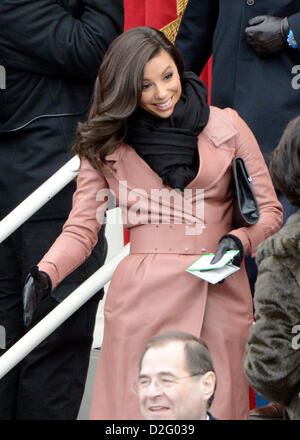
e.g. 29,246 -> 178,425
187,106 -> 237,191
106,143 -> 165,193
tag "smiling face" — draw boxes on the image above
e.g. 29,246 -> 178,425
139,50 -> 182,118
138,341 -> 214,420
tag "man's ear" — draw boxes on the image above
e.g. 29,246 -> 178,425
199,371 -> 216,403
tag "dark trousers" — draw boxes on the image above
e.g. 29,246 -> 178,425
0,218 -> 107,419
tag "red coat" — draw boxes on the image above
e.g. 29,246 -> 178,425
39,107 -> 283,419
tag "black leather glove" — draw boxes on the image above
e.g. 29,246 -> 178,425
245,15 -> 290,58
210,234 -> 244,268
23,266 -> 52,327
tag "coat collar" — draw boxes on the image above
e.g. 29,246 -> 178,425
202,106 -> 238,147
105,143 -> 128,162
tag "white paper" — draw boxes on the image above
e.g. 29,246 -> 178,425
187,250 -> 239,271
186,250 -> 240,284
186,263 -> 240,284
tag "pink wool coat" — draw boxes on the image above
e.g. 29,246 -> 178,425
39,107 -> 283,420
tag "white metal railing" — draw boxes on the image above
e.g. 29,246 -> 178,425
0,156 -> 80,243
0,156 -> 129,379
0,243 -> 129,379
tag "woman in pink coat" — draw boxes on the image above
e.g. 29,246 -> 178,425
22,27 -> 283,420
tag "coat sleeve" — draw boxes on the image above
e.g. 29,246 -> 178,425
288,13 -> 300,52
227,109 -> 283,257
0,0 -> 124,79
38,158 -> 110,288
243,251 -> 300,404
175,0 -> 219,75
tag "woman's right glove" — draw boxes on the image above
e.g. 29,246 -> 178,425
23,266 -> 52,327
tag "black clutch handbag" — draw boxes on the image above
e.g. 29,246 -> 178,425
232,157 -> 260,227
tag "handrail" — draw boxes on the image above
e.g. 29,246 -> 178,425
0,243 -> 130,379
0,155 -> 80,243
0,154 -> 128,379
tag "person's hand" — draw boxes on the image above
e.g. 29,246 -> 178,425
23,266 -> 52,327
210,234 -> 244,268
245,15 -> 289,58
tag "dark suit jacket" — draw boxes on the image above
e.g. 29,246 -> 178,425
207,411 -> 217,420
176,0 -> 300,165
0,0 -> 123,219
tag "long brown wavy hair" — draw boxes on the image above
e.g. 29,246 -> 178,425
73,26 -> 184,170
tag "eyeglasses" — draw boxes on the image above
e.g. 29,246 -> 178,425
131,373 -> 201,394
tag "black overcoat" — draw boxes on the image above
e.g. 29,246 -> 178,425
0,0 -> 124,219
176,0 -> 300,164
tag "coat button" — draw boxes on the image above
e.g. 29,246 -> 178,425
246,0 -> 255,5
202,225 -> 206,230
202,248 -> 206,253
185,247 -> 189,252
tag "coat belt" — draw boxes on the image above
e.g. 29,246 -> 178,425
129,223 -> 231,254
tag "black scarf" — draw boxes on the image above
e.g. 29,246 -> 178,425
126,71 -> 210,191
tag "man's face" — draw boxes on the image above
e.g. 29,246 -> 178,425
138,341 -> 213,420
